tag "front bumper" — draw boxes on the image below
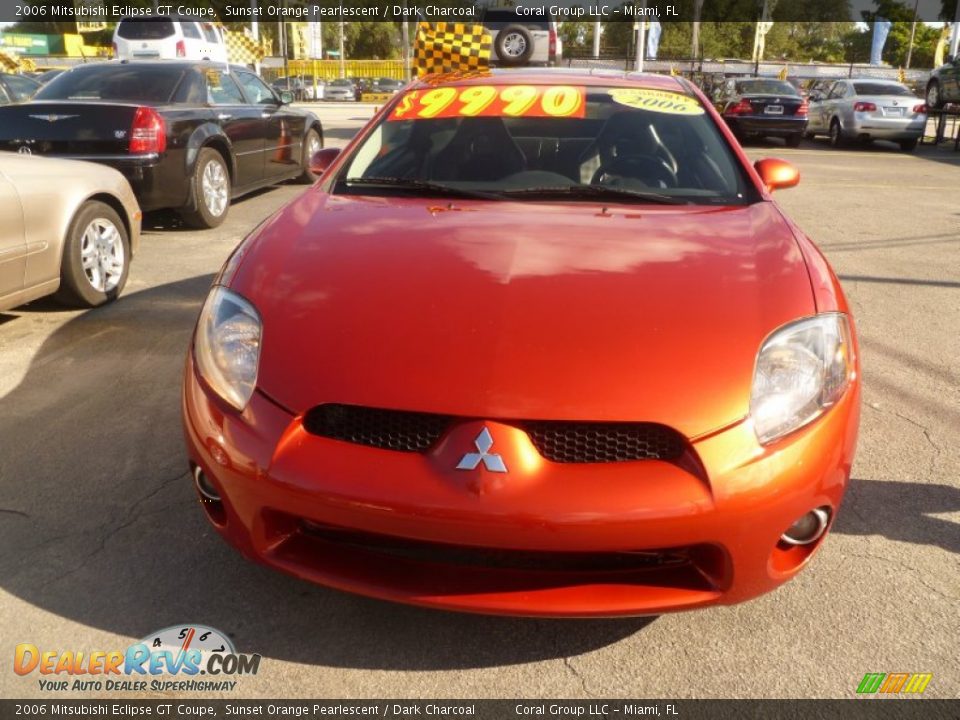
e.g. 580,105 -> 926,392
182,354 -> 860,617
57,153 -> 188,212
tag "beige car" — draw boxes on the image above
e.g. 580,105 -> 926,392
0,153 -> 141,312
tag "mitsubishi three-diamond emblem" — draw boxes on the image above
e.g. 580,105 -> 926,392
456,427 -> 507,473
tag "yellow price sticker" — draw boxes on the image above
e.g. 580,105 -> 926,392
609,88 -> 704,116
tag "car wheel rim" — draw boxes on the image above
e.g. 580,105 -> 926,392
503,33 -> 527,57
927,84 -> 938,107
80,218 -> 124,293
202,160 -> 228,217
306,133 -> 320,167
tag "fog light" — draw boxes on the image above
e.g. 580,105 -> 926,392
193,466 -> 221,502
781,507 -> 830,546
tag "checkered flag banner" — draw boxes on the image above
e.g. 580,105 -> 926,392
225,29 -> 266,65
414,22 -> 492,77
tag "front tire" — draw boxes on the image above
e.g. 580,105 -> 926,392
55,200 -> 130,308
180,148 -> 231,229
296,127 -> 323,184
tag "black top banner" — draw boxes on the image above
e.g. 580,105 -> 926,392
1,0 -> 958,24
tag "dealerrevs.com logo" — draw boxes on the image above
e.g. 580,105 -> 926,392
14,625 -> 260,692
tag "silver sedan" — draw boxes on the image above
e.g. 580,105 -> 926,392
0,153 -> 141,311
807,79 -> 927,151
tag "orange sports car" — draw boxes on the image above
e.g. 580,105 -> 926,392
182,71 -> 860,617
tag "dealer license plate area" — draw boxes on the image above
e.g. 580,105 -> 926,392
764,105 -> 784,115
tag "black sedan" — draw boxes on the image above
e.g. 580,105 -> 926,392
0,61 -> 324,228
0,73 -> 41,105
714,78 -> 808,147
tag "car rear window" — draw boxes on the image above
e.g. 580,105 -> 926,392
36,65 -> 185,103
483,9 -> 550,29
340,83 -> 752,205
735,80 -> 798,96
853,82 -> 911,96
116,19 -> 176,40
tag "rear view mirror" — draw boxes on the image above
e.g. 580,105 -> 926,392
310,147 -> 341,176
754,158 -> 800,192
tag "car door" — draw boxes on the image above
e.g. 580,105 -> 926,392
823,81 -> 843,127
235,70 -> 304,181
202,67 -> 266,188
946,58 -> 960,103
0,168 -> 26,303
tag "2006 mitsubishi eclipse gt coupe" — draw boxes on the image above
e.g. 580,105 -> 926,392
182,70 -> 860,617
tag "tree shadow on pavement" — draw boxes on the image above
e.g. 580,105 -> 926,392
832,479 -> 960,555
0,276 -> 651,672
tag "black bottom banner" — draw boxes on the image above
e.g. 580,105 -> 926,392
1,700 -> 958,720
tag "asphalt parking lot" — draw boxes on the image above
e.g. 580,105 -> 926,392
0,104 -> 957,700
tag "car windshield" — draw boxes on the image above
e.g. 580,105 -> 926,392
735,80 -> 798,96
338,82 -> 752,205
36,65 -> 184,103
330,79 -> 352,87
853,82 -> 911,96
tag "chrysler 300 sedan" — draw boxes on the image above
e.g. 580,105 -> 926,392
182,70 -> 861,617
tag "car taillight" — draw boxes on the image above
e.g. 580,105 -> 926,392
913,103 -> 927,113
548,29 -> 557,60
129,106 -> 166,155
853,102 -> 877,112
796,100 -> 808,117
176,39 -> 186,57
726,99 -> 753,115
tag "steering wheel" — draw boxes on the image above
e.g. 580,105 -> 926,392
591,156 -> 678,189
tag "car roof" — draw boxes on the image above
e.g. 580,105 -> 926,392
77,59 -> 251,73
408,68 -> 691,94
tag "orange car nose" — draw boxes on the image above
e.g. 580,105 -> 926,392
430,420 -> 545,496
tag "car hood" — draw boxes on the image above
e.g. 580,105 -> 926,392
233,193 -> 815,439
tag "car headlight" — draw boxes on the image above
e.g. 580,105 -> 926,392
194,286 -> 262,411
750,313 -> 854,445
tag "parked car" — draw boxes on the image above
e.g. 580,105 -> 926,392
373,77 -> 404,95
325,78 -> 356,101
0,62 -> 324,228
183,70 -> 860,617
113,16 -> 228,63
0,73 -> 41,105
0,153 -> 141,311
715,78 -> 808,147
481,8 -> 560,66
807,79 -> 926,151
925,56 -> 960,109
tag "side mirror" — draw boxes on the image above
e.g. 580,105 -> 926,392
754,158 -> 800,192
310,147 -> 341,176
279,90 -> 295,105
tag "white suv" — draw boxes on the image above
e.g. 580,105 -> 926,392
113,17 -> 228,63
481,9 -> 561,67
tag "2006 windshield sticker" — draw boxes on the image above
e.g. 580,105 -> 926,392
609,88 -> 705,115
389,85 -> 587,121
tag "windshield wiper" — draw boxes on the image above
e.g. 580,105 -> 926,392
342,176 -> 503,201
501,185 -> 687,205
